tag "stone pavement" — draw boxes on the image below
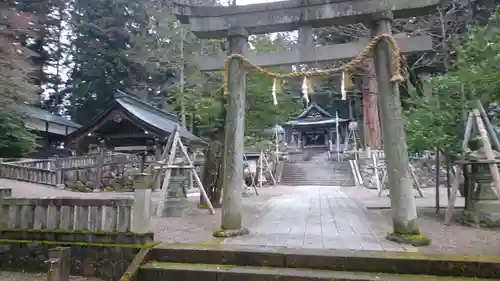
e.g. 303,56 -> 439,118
223,185 -> 416,252
342,185 -> 465,210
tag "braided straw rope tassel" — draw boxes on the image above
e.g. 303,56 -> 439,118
223,33 -> 404,96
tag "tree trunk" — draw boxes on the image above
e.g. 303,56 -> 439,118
362,58 -> 382,150
200,86 -> 227,208
200,137 -> 224,208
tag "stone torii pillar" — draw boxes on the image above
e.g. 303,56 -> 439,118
371,12 -> 422,242
219,26 -> 249,235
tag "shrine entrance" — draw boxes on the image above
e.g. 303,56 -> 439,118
303,131 -> 327,146
283,103 -> 349,149
172,0 -> 439,237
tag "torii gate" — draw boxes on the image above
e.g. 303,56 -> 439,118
173,0 -> 440,238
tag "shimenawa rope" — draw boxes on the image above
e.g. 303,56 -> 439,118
222,33 -> 405,96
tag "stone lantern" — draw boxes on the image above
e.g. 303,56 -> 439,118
465,145 -> 500,223
467,148 -> 500,201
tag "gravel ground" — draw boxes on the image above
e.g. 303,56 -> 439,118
0,272 -> 102,281
153,186 -> 288,243
365,208 -> 500,256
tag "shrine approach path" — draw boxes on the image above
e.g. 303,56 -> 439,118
0,179 -> 413,252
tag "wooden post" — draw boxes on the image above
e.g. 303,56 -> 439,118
131,173 -> 152,234
152,132 -> 176,191
94,140 -> 105,192
372,12 -> 419,234
373,152 -> 381,192
445,166 -> 462,225
472,108 -> 500,196
46,247 -> 71,281
445,112 -> 474,223
156,130 -> 180,216
220,26 -> 248,231
435,148 -> 441,213
175,134 -> 215,214
476,100 -> 500,151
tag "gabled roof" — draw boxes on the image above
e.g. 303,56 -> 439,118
68,90 -> 206,145
296,103 -> 333,119
21,104 -> 81,128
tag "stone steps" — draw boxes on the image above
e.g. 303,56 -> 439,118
137,244 -> 499,281
281,159 -> 355,186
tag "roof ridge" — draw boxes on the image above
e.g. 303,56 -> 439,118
115,90 -> 179,121
296,102 -> 332,119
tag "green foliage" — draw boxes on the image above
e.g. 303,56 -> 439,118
0,110 -> 38,158
405,76 -> 465,155
0,1 -> 39,157
405,8 -> 500,156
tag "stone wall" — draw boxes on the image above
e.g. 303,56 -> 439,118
0,240 -> 143,281
64,164 -> 139,192
63,164 -> 204,193
359,158 -> 448,190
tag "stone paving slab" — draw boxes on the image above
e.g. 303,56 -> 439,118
223,185 -> 416,252
342,185 -> 465,209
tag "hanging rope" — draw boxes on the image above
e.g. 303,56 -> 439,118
222,33 -> 405,96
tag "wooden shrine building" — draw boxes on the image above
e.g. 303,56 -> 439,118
283,103 -> 349,149
67,90 -> 206,154
22,104 -> 82,158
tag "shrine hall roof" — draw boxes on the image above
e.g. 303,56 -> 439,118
283,102 -> 349,127
21,104 -> 81,129
68,90 -> 206,146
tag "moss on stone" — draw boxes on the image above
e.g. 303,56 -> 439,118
0,239 -> 155,248
212,227 -> 249,238
118,242 -> 159,281
392,218 -> 420,235
198,203 -> 209,209
0,228 -> 145,236
386,232 -> 431,247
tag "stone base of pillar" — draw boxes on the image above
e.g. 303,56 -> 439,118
213,227 -> 250,238
386,232 -> 431,247
164,182 -> 188,217
466,199 -> 500,225
164,197 -> 188,217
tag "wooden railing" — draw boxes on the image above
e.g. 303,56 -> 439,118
0,197 -> 134,232
0,162 -> 58,186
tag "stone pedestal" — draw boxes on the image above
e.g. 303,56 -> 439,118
164,177 -> 188,217
131,173 -> 152,233
466,148 -> 500,223
46,247 -> 71,281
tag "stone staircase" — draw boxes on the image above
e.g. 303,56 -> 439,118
137,244 -> 499,281
281,149 -> 355,186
